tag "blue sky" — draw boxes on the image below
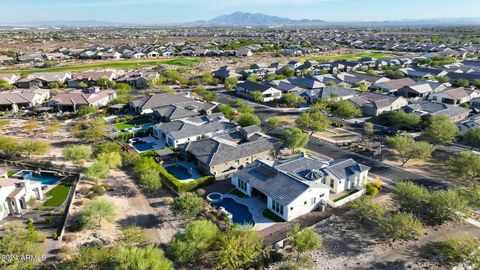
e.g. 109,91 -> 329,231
1,0 -> 479,24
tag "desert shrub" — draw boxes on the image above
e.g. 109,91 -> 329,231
365,183 -> 379,197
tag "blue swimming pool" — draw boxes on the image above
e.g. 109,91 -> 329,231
165,165 -> 192,180
14,170 -> 62,185
132,141 -> 156,152
213,198 -> 255,226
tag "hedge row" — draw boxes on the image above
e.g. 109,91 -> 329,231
157,165 -> 215,192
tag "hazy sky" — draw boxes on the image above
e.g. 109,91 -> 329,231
1,0 -> 479,24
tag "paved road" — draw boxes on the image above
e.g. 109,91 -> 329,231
305,139 -> 449,189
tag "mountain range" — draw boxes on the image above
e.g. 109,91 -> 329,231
3,12 -> 480,27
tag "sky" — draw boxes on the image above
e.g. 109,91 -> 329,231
1,0 -> 480,24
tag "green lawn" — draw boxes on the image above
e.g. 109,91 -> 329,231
114,119 -> 152,131
0,58 -> 200,75
307,52 -> 396,63
7,170 -> 17,177
333,189 -> 361,202
43,183 -> 72,207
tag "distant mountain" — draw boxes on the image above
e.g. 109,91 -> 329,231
188,12 -> 326,26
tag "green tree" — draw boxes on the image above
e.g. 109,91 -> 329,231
115,83 -> 133,95
96,77 -> 116,89
63,145 -> 91,164
246,74 -> 260,82
389,110 -> 421,130
287,224 -> 322,260
78,106 -> 99,116
215,227 -> 264,270
364,122 -> 374,137
473,79 -> 480,88
224,77 -> 238,92
85,160 -> 110,185
0,80 -> 14,90
436,76 -> 450,83
193,87 -> 217,102
78,82 -> 88,89
282,93 -> 305,107
80,197 -> 118,228
282,67 -> 296,77
115,245 -> 174,270
250,91 -> 264,102
95,141 -> 122,156
422,115 -> 458,146
170,193 -> 205,219
284,127 -> 309,154
465,128 -> 480,148
379,212 -> 423,241
325,81 -> 336,87
386,135 -> 433,166
97,151 -> 122,169
79,123 -> 108,143
348,196 -> 386,225
264,117 -> 283,132
329,100 -> 360,118
0,221 -> 45,270
448,151 -> 480,187
133,157 -> 159,175
169,219 -> 219,264
454,79 -> 470,87
139,170 -> 161,194
216,104 -> 235,120
296,110 -> 331,136
237,113 -> 261,127
238,103 -> 255,114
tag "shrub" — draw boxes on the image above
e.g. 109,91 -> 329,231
91,185 -> 106,196
379,212 -> 423,241
372,178 -> 383,190
365,183 -> 379,197
59,245 -> 72,253
52,231 -> 58,240
62,233 -> 77,243
78,186 -> 90,196
55,252 -> 69,262
49,210 -> 56,216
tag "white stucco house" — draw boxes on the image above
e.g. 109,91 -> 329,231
235,81 -> 282,102
0,176 -> 43,221
231,155 -> 370,221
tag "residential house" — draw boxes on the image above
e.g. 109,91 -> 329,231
349,92 -> 408,116
154,117 -> 236,148
0,74 -> 19,85
67,71 -> 116,88
399,67 -> 448,80
405,101 -> 471,122
300,86 -> 358,104
235,81 -> 282,102
130,93 -> 216,120
371,78 -> 417,93
100,52 -> 122,60
0,88 -> 50,112
116,72 -> 159,89
236,49 -> 253,57
181,127 -> 280,179
0,177 -> 43,221
429,87 -> 480,105
47,88 -> 116,112
397,81 -> 446,99
231,155 -> 370,221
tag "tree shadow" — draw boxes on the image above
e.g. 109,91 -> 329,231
117,214 -> 158,228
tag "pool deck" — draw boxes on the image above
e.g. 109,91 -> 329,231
223,194 -> 276,231
163,161 -> 201,182
130,136 -> 166,153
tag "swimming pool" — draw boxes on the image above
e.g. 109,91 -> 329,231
165,165 -> 192,180
213,198 -> 255,226
13,170 -> 62,185
131,141 -> 156,152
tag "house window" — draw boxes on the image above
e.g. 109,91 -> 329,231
310,197 -> 316,206
272,200 -> 284,215
290,207 -> 293,210
238,179 -> 247,192
319,194 -> 324,198
330,180 -> 334,188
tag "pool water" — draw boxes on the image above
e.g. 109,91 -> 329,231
15,171 -> 62,185
165,165 -> 192,180
132,141 -> 156,152
213,198 -> 255,226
